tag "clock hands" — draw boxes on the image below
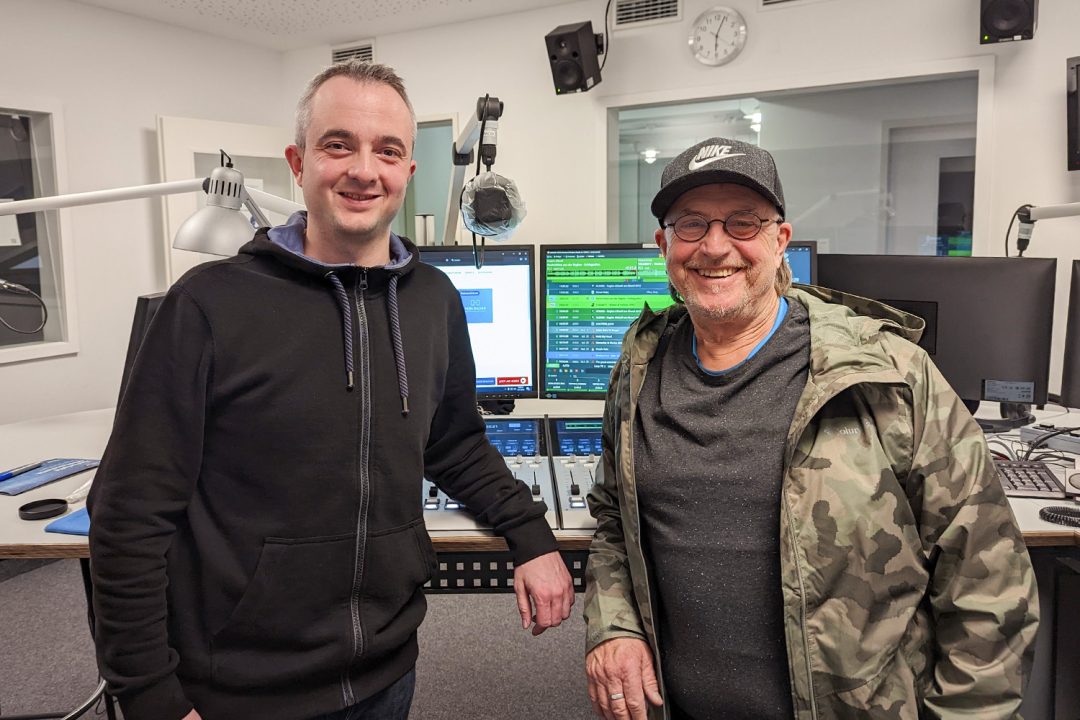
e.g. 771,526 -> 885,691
711,16 -> 726,56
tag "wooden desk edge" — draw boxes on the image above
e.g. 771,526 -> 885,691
2,530 -> 1074,560
0,543 -> 89,559
429,533 -> 592,553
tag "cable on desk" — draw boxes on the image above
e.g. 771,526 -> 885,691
1039,505 -> 1080,528
987,439 -> 1017,461
1023,425 -> 1080,460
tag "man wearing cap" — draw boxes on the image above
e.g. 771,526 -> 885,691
582,138 -> 1039,720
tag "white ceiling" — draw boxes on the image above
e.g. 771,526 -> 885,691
71,0 -> 580,51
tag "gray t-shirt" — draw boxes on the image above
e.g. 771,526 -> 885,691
635,299 -> 810,720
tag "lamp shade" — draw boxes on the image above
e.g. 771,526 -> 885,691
172,204 -> 256,256
171,164 -> 254,256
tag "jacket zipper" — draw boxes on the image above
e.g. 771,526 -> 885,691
343,269 -> 371,705
780,377 -> 875,720
623,356 -> 669,718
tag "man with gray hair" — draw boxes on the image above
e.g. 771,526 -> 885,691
583,137 -> 1039,719
89,60 -> 574,720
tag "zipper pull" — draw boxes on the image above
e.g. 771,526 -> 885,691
359,269 -> 368,292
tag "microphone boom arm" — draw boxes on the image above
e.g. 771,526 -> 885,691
442,96 -> 504,246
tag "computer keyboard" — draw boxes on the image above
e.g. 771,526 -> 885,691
994,459 -> 1068,499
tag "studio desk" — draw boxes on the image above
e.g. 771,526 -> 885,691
3,408 -> 1079,717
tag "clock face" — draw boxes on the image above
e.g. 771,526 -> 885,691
689,7 -> 748,66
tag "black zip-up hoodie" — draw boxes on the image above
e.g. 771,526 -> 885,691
88,227 -> 557,720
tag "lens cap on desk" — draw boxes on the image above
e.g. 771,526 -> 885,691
18,498 -> 68,521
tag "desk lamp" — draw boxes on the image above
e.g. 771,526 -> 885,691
0,150 -> 304,255
0,150 -> 303,336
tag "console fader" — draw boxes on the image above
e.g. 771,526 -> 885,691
546,417 -> 604,530
422,418 -> 559,531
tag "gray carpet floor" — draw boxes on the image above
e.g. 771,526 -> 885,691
0,560 -> 593,719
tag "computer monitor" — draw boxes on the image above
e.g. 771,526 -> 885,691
817,255 -> 1056,407
540,244 -> 675,399
418,245 -> 537,399
118,291 -> 166,403
785,240 -> 818,285
1058,260 -> 1080,408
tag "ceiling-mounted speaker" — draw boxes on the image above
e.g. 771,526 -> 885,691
544,21 -> 603,95
980,0 -> 1037,44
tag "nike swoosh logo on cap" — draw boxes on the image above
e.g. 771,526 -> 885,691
687,150 -> 745,171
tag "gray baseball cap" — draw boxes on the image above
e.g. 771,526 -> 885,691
650,137 -> 785,225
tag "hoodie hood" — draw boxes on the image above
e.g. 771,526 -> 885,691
240,212 -> 417,413
242,211 -> 416,276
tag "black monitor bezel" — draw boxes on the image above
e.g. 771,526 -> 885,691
1059,260 -> 1080,408
539,243 -> 669,400
817,254 -> 1056,406
118,291 -> 166,405
418,244 -> 539,400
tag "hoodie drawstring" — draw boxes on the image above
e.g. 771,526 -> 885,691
326,272 -> 356,391
387,274 -> 410,416
326,270 -> 409,414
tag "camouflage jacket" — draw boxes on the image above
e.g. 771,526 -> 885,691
584,286 -> 1039,720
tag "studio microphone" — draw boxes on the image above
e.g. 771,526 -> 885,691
460,171 -> 527,241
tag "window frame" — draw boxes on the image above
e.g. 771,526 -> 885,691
0,93 -> 79,365
598,56 -> 996,255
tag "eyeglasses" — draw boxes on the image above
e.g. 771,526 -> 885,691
663,211 -> 783,242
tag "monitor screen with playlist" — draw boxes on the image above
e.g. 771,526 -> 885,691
818,254 -> 1055,405
1058,260 -> 1080,409
541,244 -> 676,399
418,245 -> 537,399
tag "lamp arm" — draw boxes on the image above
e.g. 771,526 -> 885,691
239,190 -> 271,228
1028,201 -> 1080,222
0,179 -> 205,216
244,186 -> 305,218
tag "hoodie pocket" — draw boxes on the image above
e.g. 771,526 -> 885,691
358,519 -> 436,660
210,533 -> 355,688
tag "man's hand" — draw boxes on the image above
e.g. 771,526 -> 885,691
181,711 -> 203,720
512,550 -> 574,635
586,637 -> 663,720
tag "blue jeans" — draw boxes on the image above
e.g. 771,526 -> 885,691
311,669 -> 416,720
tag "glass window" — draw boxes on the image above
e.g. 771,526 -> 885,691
615,74 -> 978,256
0,105 -> 66,354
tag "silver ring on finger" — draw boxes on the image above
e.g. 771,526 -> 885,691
609,693 -> 625,701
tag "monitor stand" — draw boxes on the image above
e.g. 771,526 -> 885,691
967,399 -> 1035,433
478,399 -> 516,415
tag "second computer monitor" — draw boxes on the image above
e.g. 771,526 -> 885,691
818,254 -> 1056,406
541,241 -> 818,399
541,244 -> 675,399
1058,260 -> 1080,408
785,240 -> 817,285
418,245 -> 537,399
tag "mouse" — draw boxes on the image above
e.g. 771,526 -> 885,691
1068,472 -> 1080,492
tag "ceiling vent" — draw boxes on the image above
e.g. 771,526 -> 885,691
613,0 -> 680,30
331,41 -> 375,64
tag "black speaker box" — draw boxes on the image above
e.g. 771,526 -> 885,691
980,0 -> 1037,44
544,21 -> 602,95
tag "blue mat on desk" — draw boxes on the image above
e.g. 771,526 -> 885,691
44,508 -> 90,536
